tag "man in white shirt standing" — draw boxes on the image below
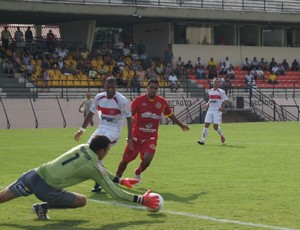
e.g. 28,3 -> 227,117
168,71 -> 181,92
74,77 -> 133,192
198,78 -> 228,145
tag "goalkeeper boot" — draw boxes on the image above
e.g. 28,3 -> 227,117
92,183 -> 102,193
32,203 -> 49,220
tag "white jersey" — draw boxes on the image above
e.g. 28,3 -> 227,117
89,91 -> 131,143
207,88 -> 228,112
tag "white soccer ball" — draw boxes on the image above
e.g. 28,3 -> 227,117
146,192 -> 164,212
80,107 -> 85,113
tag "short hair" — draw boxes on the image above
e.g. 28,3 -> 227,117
147,78 -> 159,87
89,135 -> 111,153
105,76 -> 116,85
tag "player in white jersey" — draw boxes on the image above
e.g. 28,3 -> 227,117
74,77 -> 133,192
198,78 -> 228,145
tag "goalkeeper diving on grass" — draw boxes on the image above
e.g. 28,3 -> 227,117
0,135 -> 160,220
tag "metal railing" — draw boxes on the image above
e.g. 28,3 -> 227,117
10,0 -> 300,13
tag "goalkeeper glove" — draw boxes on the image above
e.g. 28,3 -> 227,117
120,178 -> 140,188
136,190 -> 160,210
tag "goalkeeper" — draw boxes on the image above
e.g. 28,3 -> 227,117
0,135 -> 160,220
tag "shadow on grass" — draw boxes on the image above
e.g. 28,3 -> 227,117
200,144 -> 246,148
0,220 -> 94,230
99,219 -> 165,229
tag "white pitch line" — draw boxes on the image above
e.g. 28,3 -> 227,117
89,199 -> 298,230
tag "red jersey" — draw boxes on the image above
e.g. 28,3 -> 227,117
131,94 -> 172,139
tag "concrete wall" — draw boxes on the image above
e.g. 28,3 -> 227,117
0,97 -> 198,129
1,97 -> 299,129
59,20 -> 96,50
133,22 -> 171,58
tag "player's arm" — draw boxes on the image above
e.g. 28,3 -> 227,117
167,113 -> 190,131
78,102 -> 83,112
94,165 -> 158,209
74,111 -> 94,141
219,100 -> 229,112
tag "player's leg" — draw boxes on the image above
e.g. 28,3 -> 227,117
30,173 -> 86,220
212,112 -> 225,143
116,143 -> 140,178
198,112 -> 213,145
91,130 -> 119,192
134,138 -> 157,182
0,187 -> 18,203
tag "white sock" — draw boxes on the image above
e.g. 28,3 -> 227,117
217,126 -> 223,136
201,127 -> 208,142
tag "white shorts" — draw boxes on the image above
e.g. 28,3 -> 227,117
204,110 -> 222,124
88,125 -> 121,146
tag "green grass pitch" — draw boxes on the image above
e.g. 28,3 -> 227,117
0,122 -> 299,230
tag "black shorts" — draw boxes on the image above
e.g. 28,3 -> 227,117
8,169 -> 76,206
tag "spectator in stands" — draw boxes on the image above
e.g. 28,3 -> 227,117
146,66 -> 157,80
258,57 -> 268,71
185,60 -> 194,75
130,73 -> 141,94
80,48 -> 90,60
41,69 -> 51,92
168,70 -> 181,92
176,56 -> 184,67
223,75 -> 232,96
14,26 -> 24,50
244,70 -> 254,92
26,62 -> 35,77
207,66 -> 218,79
3,58 -> 14,78
269,57 -> 278,72
250,57 -> 259,69
223,56 -> 232,71
136,66 -> 146,83
103,53 -> 112,65
207,57 -> 217,71
57,46 -> 68,59
195,64 -> 206,79
271,63 -> 279,75
122,45 -> 131,57
281,59 -> 290,71
242,57 -> 251,71
88,67 -> 98,80
155,59 -> 164,76
277,63 -> 285,75
57,57 -> 64,70
291,59 -> 300,71
25,26 -> 33,50
42,57 -> 50,70
255,66 -> 265,80
1,26 -> 13,49
268,71 -> 278,84
23,51 -> 32,66
195,57 -> 203,67
46,30 -> 56,52
226,66 -> 235,79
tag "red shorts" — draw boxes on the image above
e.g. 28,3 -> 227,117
122,137 -> 157,162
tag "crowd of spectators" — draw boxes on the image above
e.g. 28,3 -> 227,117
2,25 -> 300,93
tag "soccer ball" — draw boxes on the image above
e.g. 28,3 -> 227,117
146,192 -> 164,212
80,107 -> 85,113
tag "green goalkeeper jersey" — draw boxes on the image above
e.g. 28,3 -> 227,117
36,144 -> 134,202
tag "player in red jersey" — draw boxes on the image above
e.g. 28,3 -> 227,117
116,78 -> 190,183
